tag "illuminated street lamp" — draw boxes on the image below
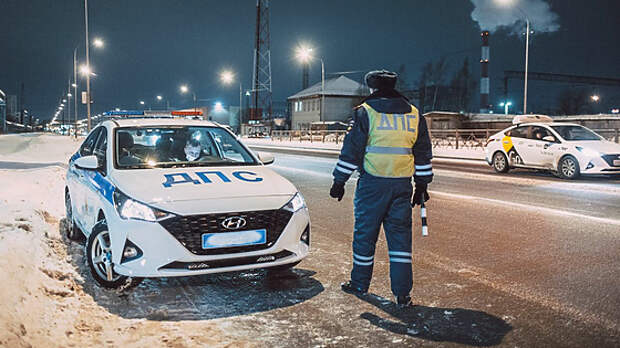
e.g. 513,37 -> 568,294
499,101 -> 513,115
495,0 -> 532,114
179,85 -> 197,111
93,38 -> 104,48
155,95 -> 169,110
220,70 -> 244,128
591,95 -> 600,102
295,44 -> 325,121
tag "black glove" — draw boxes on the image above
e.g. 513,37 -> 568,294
330,182 -> 345,201
412,183 -> 430,206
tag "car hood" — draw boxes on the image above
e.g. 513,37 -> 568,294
109,165 -> 297,213
568,140 -> 620,154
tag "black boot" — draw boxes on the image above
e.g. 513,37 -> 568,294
341,281 -> 367,296
396,294 -> 412,308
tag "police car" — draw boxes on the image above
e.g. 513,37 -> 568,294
485,115 -> 620,179
65,116 -> 310,288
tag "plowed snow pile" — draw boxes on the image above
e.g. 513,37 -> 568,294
0,134 -> 251,347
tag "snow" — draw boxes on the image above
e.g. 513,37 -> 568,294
0,134 -> 249,347
241,136 -> 487,160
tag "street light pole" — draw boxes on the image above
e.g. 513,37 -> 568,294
73,48 -> 78,138
84,0 -> 91,131
523,18 -> 530,115
320,58 -> 325,122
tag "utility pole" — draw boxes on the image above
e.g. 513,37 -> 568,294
84,0 -> 92,131
73,48 -> 78,138
67,77 -> 71,136
252,0 -> 272,121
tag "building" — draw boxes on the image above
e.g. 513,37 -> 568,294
288,75 -> 369,130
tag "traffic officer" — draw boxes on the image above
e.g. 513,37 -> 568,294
329,70 -> 433,307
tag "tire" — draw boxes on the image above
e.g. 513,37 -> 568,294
492,151 -> 510,173
64,190 -> 84,242
86,220 -> 143,289
557,155 -> 580,180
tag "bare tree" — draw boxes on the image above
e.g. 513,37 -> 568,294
557,88 -> 591,115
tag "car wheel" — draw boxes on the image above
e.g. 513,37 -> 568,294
64,190 -> 84,242
557,155 -> 580,180
87,220 -> 143,289
492,152 -> 509,173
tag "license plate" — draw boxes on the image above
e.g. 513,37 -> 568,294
614,160 -> 620,166
202,229 -> 266,249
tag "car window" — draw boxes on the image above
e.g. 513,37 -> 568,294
529,126 -> 553,141
79,127 -> 102,156
550,125 -> 603,141
115,126 -> 258,169
93,128 -> 107,172
508,126 -> 529,138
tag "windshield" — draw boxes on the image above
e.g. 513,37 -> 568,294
115,126 -> 257,169
550,125 -> 603,141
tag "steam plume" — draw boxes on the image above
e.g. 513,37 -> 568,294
470,0 -> 560,35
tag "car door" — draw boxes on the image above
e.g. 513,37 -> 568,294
527,126 -> 558,167
83,126 -> 109,233
506,125 -> 530,166
73,127 -> 102,228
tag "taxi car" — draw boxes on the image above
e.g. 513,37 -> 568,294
485,115 -> 620,179
65,117 -> 310,288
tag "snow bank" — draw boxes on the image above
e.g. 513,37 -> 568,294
0,135 -> 252,347
241,137 -> 486,160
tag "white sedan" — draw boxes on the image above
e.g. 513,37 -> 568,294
485,121 -> 620,179
65,117 -> 310,288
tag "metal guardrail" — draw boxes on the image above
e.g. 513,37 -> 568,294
266,128 -> 620,148
270,130 -> 348,144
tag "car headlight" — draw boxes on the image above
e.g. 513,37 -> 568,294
282,192 -> 306,212
575,146 -> 600,158
113,190 -> 174,222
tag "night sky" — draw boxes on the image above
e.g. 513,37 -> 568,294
2,0 -> 620,121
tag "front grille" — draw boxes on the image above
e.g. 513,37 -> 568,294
159,250 -> 295,270
601,154 -> 620,167
159,209 -> 293,255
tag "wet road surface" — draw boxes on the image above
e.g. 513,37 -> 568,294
63,150 -> 620,347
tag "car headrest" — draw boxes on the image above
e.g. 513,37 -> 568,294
118,132 -> 134,150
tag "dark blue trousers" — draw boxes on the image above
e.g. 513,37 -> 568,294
350,174 -> 413,296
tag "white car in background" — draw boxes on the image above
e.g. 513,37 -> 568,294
485,115 -> 620,179
65,117 -> 310,288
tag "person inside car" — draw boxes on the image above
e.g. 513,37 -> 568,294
117,131 -> 142,166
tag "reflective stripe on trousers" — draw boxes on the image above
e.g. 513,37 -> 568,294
351,174 -> 413,296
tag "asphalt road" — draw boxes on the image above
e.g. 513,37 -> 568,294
4,134 -> 619,346
257,151 -> 620,346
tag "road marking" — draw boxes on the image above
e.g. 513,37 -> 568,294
431,190 -> 620,226
418,250 -> 620,334
436,168 -> 620,195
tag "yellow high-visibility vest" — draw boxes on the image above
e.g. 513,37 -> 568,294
361,102 -> 419,178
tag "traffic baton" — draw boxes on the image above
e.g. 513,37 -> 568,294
420,201 -> 428,236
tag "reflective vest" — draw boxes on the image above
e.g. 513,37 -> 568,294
361,102 -> 419,178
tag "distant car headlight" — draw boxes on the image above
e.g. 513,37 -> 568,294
283,192 -> 306,212
113,190 -> 174,222
575,146 -> 600,158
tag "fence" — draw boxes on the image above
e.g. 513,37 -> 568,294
266,128 -> 620,149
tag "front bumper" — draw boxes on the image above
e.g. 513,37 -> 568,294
109,207 -> 310,277
579,154 -> 620,175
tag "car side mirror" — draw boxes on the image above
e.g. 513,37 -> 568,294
542,135 -> 556,142
257,152 -> 275,165
74,155 -> 100,170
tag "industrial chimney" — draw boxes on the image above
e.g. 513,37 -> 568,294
480,30 -> 490,113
